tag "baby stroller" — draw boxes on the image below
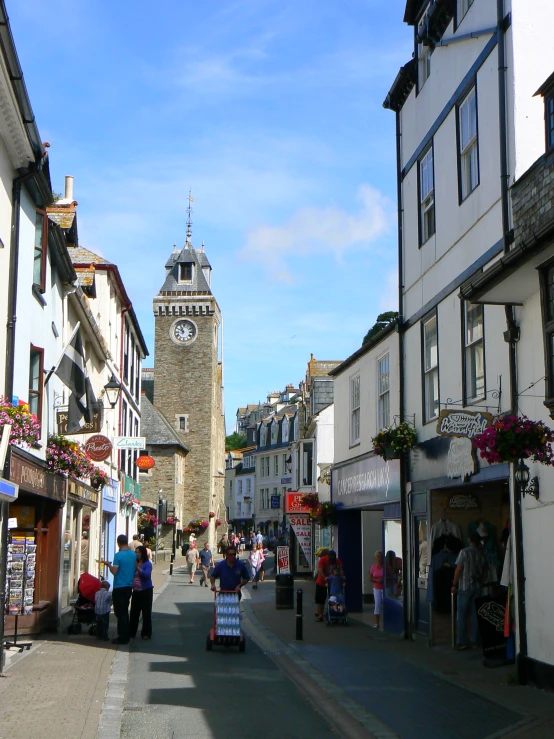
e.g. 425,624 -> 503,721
326,581 -> 348,626
68,572 -> 102,635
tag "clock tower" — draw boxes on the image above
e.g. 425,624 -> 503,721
152,229 -> 225,546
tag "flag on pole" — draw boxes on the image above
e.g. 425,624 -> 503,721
55,327 -> 96,434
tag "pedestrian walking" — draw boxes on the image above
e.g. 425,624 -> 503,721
130,545 -> 154,640
104,534 -> 137,644
218,533 -> 229,554
259,545 -> 268,582
94,580 -> 112,641
451,532 -> 485,650
199,542 -> 214,587
315,549 -> 344,622
210,546 -> 249,594
255,530 -> 263,546
129,534 -> 141,551
369,551 -> 384,629
249,531 -> 256,550
249,543 -> 264,589
186,543 -> 200,584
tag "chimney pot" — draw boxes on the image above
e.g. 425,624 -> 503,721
65,175 -> 74,202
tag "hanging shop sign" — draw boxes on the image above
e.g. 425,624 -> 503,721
84,434 -> 113,462
114,436 -> 146,450
123,474 -> 141,500
437,410 -> 493,480
271,494 -> 281,509
288,514 -> 312,564
277,545 -> 290,574
136,455 -> 155,470
331,455 -> 400,509
57,409 -> 101,435
9,451 -> 65,503
280,477 -> 292,485
284,492 -> 311,514
0,477 -> 19,504
68,478 -> 99,508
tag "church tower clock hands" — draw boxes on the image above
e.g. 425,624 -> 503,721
152,200 -> 225,549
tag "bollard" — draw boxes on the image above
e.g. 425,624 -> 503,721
169,561 -> 173,576
296,588 -> 303,640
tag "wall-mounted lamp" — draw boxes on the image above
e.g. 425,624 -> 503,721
515,459 -> 539,499
103,374 -> 121,409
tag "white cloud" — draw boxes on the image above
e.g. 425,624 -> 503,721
240,184 -> 393,283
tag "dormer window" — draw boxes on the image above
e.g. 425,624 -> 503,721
547,94 -> 554,152
179,262 -> 193,282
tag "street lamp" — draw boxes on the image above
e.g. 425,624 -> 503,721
103,374 -> 121,409
515,458 -> 539,499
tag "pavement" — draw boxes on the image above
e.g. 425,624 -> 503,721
1,552 -> 553,739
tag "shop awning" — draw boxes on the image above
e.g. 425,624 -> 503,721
460,236 -> 554,305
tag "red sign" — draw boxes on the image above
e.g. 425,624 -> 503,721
84,435 -> 113,462
277,546 -> 290,574
136,455 -> 155,470
284,492 -> 310,514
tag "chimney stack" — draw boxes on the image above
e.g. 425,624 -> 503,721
65,175 -> 74,202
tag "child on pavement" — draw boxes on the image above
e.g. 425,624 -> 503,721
95,580 -> 112,641
327,566 -> 345,607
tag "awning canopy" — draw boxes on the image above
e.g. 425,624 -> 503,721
460,242 -> 554,305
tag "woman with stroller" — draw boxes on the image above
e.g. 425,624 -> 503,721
249,543 -> 264,589
130,545 -> 154,640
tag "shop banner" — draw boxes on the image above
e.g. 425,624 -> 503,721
475,591 -> 507,661
277,545 -> 290,573
289,514 -> 312,564
123,474 -> 141,500
332,455 -> 400,509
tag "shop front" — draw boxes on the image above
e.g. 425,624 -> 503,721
61,478 -> 99,611
6,447 -> 66,635
409,410 -> 511,650
100,478 -> 118,585
331,453 -> 401,629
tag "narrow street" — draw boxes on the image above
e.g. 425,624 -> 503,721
116,567 -> 336,739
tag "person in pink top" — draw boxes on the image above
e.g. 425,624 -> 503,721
369,550 -> 384,629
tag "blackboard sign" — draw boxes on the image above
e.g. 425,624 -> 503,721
475,591 -> 507,661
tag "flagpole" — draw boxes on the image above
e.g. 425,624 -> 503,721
44,321 -> 80,385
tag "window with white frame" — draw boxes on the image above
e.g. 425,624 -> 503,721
282,418 -> 289,443
378,354 -> 390,430
350,374 -> 360,445
418,40 -> 431,88
260,457 -> 265,477
301,441 -> 314,486
260,424 -> 268,446
459,87 -> 479,200
266,457 -> 270,476
423,314 -> 439,422
271,421 -> 278,444
237,501 -> 242,515
274,455 -> 279,476
464,302 -> 485,402
419,146 -> 435,244
457,0 -> 474,24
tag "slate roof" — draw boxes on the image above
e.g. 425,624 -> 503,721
140,394 -> 189,451
69,246 -> 111,265
160,242 -> 212,294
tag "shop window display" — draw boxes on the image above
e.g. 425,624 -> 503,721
383,520 -> 403,601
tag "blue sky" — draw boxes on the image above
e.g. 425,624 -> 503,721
10,1 -> 412,431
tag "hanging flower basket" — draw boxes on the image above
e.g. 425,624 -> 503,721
372,422 -> 417,461
300,492 -> 319,509
188,518 -> 209,534
46,434 -> 94,479
164,516 -> 178,525
138,512 -> 158,528
473,415 -> 554,465
0,397 -> 41,446
90,466 -> 109,489
209,511 -> 215,518
314,502 -> 338,528
215,518 -> 223,528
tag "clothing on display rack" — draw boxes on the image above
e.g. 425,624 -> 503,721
428,517 -> 462,560
426,550 -> 457,611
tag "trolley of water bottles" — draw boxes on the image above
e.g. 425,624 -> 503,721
206,590 -> 246,652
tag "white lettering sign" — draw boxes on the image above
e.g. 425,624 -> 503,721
446,437 -> 476,479
337,465 -> 390,497
437,410 -> 492,439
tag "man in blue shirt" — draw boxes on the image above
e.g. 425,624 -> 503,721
104,534 -> 137,644
198,542 -> 214,587
210,546 -> 249,593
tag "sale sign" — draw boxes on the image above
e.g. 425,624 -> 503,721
284,492 -> 311,514
289,514 -> 312,565
277,545 -> 290,574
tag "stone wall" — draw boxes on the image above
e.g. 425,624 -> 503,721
512,152 -> 554,248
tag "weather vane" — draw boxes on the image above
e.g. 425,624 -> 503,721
186,189 -> 194,244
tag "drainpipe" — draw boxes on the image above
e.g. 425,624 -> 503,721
496,0 -> 528,683
395,110 -> 410,640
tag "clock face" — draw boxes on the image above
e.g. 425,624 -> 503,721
170,319 -> 198,346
